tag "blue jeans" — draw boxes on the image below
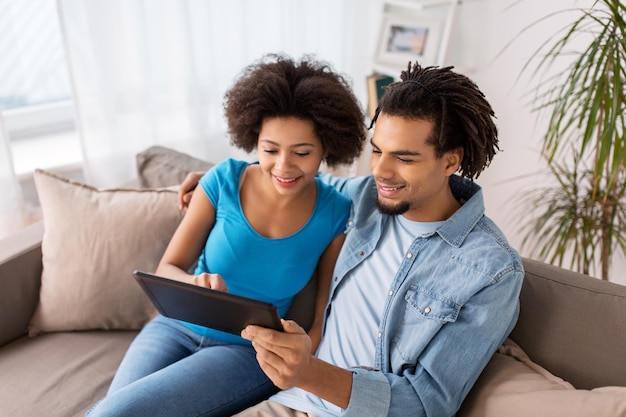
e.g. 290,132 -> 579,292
86,315 -> 277,417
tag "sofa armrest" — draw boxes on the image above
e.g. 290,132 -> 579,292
0,222 -> 44,346
511,257 -> 626,389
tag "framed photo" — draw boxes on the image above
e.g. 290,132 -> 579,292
375,13 -> 443,67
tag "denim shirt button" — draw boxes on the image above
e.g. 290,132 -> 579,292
377,332 -> 382,338
424,307 -> 432,314
388,290 -> 393,296
407,253 -> 413,259
359,251 -> 365,256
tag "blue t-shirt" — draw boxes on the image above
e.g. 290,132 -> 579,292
183,159 -> 351,344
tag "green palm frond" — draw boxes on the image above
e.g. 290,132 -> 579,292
514,153 -> 626,277
510,0 -> 626,280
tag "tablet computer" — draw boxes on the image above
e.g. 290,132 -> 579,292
133,270 -> 283,335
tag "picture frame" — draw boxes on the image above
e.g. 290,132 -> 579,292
375,13 -> 443,67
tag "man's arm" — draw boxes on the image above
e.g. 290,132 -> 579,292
316,172 -> 369,200
179,170 -> 369,210
346,268 -> 524,417
243,267 -> 523,417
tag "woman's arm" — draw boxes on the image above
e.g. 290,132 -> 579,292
157,186 -> 225,290
306,232 -> 345,353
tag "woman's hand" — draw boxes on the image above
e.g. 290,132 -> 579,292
191,272 -> 228,292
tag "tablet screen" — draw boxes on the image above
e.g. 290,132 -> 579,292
133,270 -> 283,335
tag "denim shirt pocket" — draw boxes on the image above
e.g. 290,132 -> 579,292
391,285 -> 461,363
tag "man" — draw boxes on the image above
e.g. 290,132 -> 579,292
180,62 -> 524,417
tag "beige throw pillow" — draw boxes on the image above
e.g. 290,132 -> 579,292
458,338 -> 626,417
28,169 -> 185,335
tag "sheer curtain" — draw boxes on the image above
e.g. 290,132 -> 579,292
0,113 -> 25,240
57,0 -> 373,188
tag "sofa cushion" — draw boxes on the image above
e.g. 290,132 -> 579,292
513,257 -> 626,389
136,145 -> 214,188
0,331 -> 136,417
28,169 -> 184,335
458,338 -> 626,417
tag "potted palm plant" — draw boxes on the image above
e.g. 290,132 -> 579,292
511,0 -> 626,280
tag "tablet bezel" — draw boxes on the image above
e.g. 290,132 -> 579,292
133,270 -> 283,335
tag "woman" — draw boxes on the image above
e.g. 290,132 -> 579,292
86,53 -> 366,417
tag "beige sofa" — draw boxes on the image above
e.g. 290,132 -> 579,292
1,147 -> 625,417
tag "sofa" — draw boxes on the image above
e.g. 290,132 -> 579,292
1,146 -> 625,417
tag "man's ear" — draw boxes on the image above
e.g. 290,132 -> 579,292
444,148 -> 463,175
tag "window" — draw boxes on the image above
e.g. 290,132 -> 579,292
0,0 -> 81,178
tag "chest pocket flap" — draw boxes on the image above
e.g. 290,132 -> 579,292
405,286 -> 461,322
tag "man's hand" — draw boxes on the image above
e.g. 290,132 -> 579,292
242,320 -> 313,390
242,320 -> 353,408
178,171 -> 205,210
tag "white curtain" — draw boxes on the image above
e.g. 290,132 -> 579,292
57,0 -> 373,188
0,113 -> 25,240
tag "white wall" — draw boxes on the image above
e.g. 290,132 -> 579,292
23,0 -> 624,283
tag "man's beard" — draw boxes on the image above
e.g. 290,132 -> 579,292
375,198 -> 410,216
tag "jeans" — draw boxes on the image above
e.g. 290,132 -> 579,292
86,315 -> 277,417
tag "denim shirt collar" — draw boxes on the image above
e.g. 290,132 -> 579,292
435,175 -> 485,248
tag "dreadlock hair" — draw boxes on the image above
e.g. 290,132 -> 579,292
224,53 -> 367,168
371,61 -> 499,179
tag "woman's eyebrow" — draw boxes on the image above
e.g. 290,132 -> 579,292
260,139 -> 315,148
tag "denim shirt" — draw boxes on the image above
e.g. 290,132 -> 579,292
320,173 -> 524,417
